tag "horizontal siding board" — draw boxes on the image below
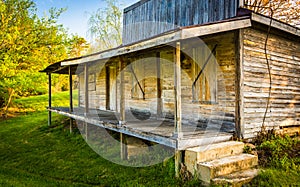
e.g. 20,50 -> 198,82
243,28 -> 300,139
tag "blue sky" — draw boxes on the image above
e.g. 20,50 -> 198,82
34,0 -> 138,41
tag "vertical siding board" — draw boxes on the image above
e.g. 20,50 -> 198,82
174,0 -> 180,26
123,0 -> 238,44
219,0 -> 224,20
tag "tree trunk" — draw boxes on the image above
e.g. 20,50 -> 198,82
3,88 -> 14,119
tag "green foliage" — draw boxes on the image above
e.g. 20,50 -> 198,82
256,135 -> 300,170
248,134 -> 300,186
0,0 -> 88,110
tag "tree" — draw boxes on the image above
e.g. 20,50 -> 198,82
68,35 -> 90,57
88,0 -> 122,52
0,0 -> 88,114
244,0 -> 300,27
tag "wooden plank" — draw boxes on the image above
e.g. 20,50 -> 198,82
119,57 -> 125,124
251,13 -> 300,37
106,66 -> 110,110
120,133 -> 127,160
69,66 -> 73,133
69,66 -> 73,112
156,52 -> 163,118
235,29 -> 244,139
48,73 -> 52,126
181,19 -> 252,39
84,63 -> 89,115
174,42 -> 182,138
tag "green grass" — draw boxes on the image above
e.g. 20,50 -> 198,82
0,92 -> 200,186
248,134 -> 300,186
2,92 -> 300,186
13,90 -> 78,112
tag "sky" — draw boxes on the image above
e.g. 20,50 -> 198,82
34,0 -> 139,41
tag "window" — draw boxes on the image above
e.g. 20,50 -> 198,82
192,44 -> 217,104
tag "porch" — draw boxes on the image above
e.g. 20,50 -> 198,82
49,107 -> 233,150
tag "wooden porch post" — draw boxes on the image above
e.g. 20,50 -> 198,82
120,133 -> 127,160
156,52 -> 162,118
235,30 -> 245,139
119,57 -> 125,125
84,63 -> 89,140
48,73 -> 52,126
174,42 -> 183,178
174,42 -> 182,137
69,66 -> 73,133
119,57 -> 126,160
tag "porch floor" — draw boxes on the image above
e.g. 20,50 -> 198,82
49,107 -> 233,150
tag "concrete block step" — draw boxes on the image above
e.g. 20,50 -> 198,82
185,141 -> 245,173
212,168 -> 259,187
197,154 -> 258,184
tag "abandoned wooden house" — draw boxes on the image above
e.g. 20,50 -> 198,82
40,0 -> 300,185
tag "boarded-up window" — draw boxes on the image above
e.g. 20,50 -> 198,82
192,45 -> 217,104
131,61 -> 145,99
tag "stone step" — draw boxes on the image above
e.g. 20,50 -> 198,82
212,168 -> 259,187
185,141 -> 245,173
197,154 -> 258,184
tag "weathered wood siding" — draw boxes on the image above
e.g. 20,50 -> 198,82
78,61 -> 107,110
242,28 -> 300,139
123,0 -> 239,44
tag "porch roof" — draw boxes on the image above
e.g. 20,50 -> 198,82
40,10 -> 300,74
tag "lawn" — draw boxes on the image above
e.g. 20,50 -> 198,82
1,92 -> 299,186
0,92 -> 200,187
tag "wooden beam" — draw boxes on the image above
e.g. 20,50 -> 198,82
119,57 -> 125,125
69,66 -> 73,112
235,29 -> 245,139
174,42 -> 182,138
84,63 -> 89,115
120,133 -> 127,160
85,122 -> 88,141
106,66 -> 110,110
181,19 -> 252,39
69,66 -> 73,133
251,13 -> 300,37
174,42 -> 183,178
48,73 -> 52,126
156,52 -> 162,118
